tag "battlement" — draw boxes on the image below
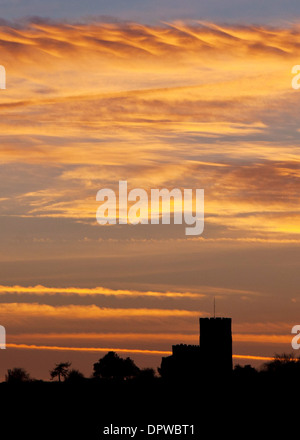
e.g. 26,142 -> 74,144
172,344 -> 200,356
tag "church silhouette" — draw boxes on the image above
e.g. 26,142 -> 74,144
159,317 -> 232,379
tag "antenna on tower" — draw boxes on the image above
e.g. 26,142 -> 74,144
213,296 -> 216,318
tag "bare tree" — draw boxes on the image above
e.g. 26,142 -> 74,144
262,352 -> 300,376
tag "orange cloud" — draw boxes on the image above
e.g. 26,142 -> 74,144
233,333 -> 292,344
0,284 -> 204,298
0,284 -> 257,297
232,354 -> 274,361
8,331 -> 292,346
0,20 -> 299,240
9,332 -> 198,342
6,343 -> 173,356
0,302 -> 200,319
4,342 -> 277,362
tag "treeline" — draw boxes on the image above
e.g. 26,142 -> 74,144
3,351 -> 300,384
4,351 -> 157,384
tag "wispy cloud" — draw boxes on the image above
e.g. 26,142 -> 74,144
0,302 -> 200,318
0,284 -> 257,297
4,343 -> 277,362
0,21 -> 299,238
0,284 -> 204,298
5,343 -> 173,356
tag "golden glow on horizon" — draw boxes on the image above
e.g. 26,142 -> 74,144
232,354 -> 274,361
5,342 -> 278,362
6,343 -> 172,356
7,331 -> 292,344
9,332 -> 197,341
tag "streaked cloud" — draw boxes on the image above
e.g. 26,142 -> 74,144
6,343 -> 173,356
2,344 -> 282,363
0,302 -> 200,318
0,284 -> 204,298
0,284 -> 257,297
8,330 -> 293,346
0,20 -> 299,238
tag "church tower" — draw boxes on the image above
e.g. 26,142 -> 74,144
199,317 -> 233,374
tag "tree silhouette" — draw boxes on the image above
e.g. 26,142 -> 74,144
5,367 -> 31,383
233,364 -> 257,379
137,368 -> 156,381
93,351 -> 140,379
65,369 -> 85,383
50,362 -> 71,382
262,353 -> 300,377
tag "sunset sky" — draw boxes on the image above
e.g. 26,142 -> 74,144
0,1 -> 299,380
